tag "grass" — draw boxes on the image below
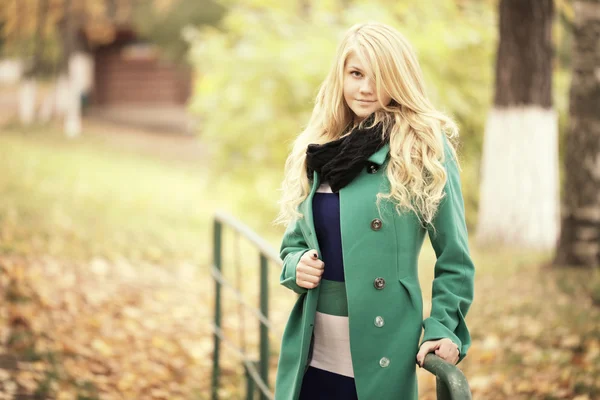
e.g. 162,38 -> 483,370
0,126 -> 227,266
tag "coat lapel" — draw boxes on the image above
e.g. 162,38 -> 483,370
300,170 -> 320,250
367,143 -> 390,165
302,143 -> 389,246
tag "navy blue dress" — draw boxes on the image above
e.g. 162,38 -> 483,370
299,190 -> 358,400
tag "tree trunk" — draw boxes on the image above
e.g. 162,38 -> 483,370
38,81 -> 55,123
55,73 -> 70,117
476,0 -> 559,249
18,79 -> 37,125
554,0 -> 600,268
18,0 -> 49,125
60,0 -> 82,138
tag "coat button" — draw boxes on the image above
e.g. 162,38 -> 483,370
370,218 -> 382,231
373,277 -> 386,290
379,357 -> 390,368
374,316 -> 385,327
367,163 -> 378,174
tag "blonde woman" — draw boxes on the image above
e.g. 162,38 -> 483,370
274,22 -> 475,400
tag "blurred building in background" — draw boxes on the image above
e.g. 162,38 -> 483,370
86,27 -> 194,133
92,29 -> 191,107
0,0 -> 201,135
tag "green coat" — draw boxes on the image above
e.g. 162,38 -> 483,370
275,137 -> 475,400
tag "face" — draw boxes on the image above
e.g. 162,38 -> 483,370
343,52 -> 392,123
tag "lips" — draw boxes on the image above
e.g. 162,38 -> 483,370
356,99 -> 376,106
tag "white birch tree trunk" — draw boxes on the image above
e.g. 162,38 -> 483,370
55,73 -> 70,117
476,107 -> 560,249
39,83 -> 56,123
64,73 -> 81,138
63,52 -> 90,137
18,78 -> 37,125
475,0 -> 558,250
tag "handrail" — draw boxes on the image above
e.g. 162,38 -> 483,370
422,353 -> 472,400
211,323 -> 273,399
212,211 -> 275,400
214,211 -> 282,264
210,264 -> 282,336
211,210 -> 472,400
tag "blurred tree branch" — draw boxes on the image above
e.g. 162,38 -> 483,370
131,0 -> 226,64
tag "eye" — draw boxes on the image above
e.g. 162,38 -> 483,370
350,70 -> 362,78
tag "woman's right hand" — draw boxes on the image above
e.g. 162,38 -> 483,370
296,250 -> 324,289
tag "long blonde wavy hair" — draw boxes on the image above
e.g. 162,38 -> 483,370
275,22 -> 460,230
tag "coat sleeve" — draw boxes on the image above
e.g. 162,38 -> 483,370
279,215 -> 311,295
420,136 -> 475,364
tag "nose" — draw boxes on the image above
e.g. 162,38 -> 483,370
359,77 -> 374,95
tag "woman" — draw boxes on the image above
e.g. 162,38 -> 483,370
274,22 -> 475,400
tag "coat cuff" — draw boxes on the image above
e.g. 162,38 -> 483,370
420,314 -> 470,364
280,249 -> 311,294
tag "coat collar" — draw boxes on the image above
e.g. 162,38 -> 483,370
367,143 -> 390,166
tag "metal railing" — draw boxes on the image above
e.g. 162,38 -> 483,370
211,211 -> 278,400
423,353 -> 472,400
211,211 -> 472,400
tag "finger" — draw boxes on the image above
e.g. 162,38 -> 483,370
435,345 -> 458,364
436,344 -> 450,356
442,342 -> 459,358
301,250 -> 318,263
306,258 -> 325,269
438,350 -> 458,365
297,272 -> 320,287
304,250 -> 324,268
452,348 -> 460,364
439,339 -> 458,355
434,348 -> 449,361
416,343 -> 436,366
298,264 -> 323,278
418,340 -> 443,364
298,271 -> 320,284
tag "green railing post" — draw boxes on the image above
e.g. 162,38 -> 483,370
212,220 -> 223,400
422,353 -> 472,400
436,376 -> 452,400
259,254 -> 269,400
245,361 -> 256,400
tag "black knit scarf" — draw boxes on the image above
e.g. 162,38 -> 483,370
306,114 -> 389,193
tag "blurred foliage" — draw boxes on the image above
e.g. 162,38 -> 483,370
132,0 -> 227,63
0,0 -> 222,76
186,0 -> 496,227
187,0 -> 574,229
0,0 -> 142,77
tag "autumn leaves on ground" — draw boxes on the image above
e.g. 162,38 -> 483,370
0,125 -> 599,400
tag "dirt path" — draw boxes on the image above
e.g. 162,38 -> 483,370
82,117 -> 208,165
0,86 -> 207,165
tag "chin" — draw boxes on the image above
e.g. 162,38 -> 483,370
353,112 -> 372,121
352,109 -> 370,118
